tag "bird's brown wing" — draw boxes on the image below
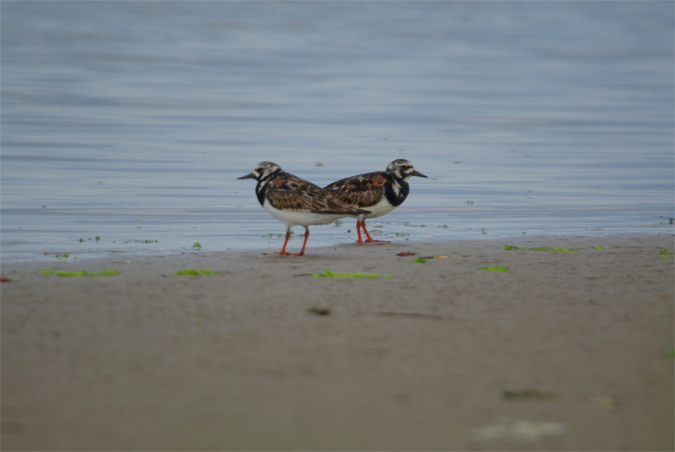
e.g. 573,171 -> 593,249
266,173 -> 365,215
324,172 -> 388,208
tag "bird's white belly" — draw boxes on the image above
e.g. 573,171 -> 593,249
359,197 -> 396,219
263,199 -> 344,227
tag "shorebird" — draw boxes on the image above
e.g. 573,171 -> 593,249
238,161 -> 371,255
324,159 -> 427,243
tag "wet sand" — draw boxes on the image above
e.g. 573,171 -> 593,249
2,233 -> 673,451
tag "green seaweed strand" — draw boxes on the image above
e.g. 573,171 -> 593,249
478,266 -> 511,272
175,268 -> 216,275
313,269 -> 392,279
505,245 -> 581,252
21,269 -> 121,277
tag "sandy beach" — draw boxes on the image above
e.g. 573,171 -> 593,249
1,233 -> 673,451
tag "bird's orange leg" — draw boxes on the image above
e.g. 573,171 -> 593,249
287,228 -> 309,256
267,230 -> 293,255
361,220 -> 388,243
355,220 -> 364,243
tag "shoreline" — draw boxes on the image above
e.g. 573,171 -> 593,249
2,227 -> 673,268
2,232 -> 673,450
2,204 -> 673,265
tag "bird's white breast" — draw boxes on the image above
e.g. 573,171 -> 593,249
263,199 -> 345,227
360,196 -> 397,219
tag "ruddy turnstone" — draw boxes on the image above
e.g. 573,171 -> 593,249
324,159 -> 427,243
238,161 -> 371,255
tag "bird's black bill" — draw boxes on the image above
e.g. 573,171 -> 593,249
412,170 -> 428,178
237,173 -> 256,180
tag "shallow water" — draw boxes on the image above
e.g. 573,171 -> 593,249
2,2 -> 673,262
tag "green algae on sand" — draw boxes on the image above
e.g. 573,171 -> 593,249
17,269 -> 121,277
505,245 -> 581,252
175,268 -> 216,276
478,265 -> 511,272
313,269 -> 392,279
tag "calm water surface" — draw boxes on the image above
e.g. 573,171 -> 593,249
2,2 -> 673,262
